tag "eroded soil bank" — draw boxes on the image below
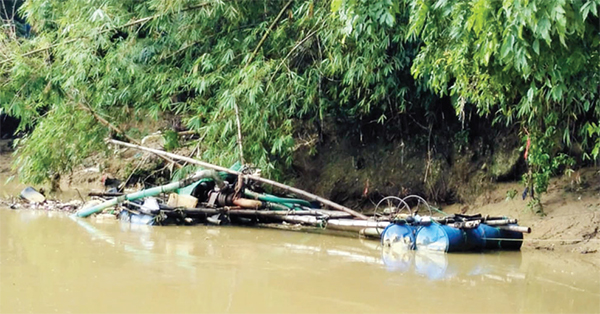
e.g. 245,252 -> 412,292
1,139 -> 599,258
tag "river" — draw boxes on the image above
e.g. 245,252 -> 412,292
0,208 -> 598,313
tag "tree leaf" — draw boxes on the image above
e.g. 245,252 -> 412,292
532,39 -> 540,55
331,0 -> 343,13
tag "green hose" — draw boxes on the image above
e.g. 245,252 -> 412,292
266,202 -> 291,211
75,170 -> 221,218
243,190 -> 313,208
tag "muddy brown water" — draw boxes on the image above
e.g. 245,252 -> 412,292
1,209 -> 599,314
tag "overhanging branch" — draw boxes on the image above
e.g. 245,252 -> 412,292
0,2 -> 211,66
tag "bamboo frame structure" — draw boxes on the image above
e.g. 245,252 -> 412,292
107,139 -> 369,220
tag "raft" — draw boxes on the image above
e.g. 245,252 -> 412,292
74,161 -> 529,253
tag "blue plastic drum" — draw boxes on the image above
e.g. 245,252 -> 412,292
381,223 -> 416,251
415,223 -> 467,252
479,224 -> 523,250
464,225 -> 487,250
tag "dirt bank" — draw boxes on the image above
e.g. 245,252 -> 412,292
1,139 -> 598,256
443,167 -> 600,255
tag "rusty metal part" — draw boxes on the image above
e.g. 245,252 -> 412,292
232,198 -> 263,209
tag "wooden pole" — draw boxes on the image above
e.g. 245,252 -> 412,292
107,139 -> 369,220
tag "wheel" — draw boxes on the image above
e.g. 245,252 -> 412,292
374,196 -> 412,220
401,195 -> 433,216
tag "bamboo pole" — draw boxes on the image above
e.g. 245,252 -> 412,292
359,228 -> 386,238
123,206 -> 353,221
225,209 -> 351,219
107,139 -> 369,220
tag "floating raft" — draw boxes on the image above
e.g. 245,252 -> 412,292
116,208 -> 528,253
78,178 -> 530,253
73,148 -> 529,254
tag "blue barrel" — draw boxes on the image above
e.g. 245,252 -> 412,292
464,225 -> 487,250
499,225 -> 524,250
478,224 -> 523,250
381,223 -> 416,250
415,223 -> 467,252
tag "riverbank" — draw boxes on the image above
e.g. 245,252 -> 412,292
1,139 -> 598,257
443,167 -> 600,255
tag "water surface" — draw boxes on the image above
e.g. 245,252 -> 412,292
1,209 -> 598,313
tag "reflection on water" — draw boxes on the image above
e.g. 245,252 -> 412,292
381,247 -> 524,281
1,209 -> 599,313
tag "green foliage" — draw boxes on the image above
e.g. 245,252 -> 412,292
1,0 -> 598,198
584,121 -> 600,160
453,129 -> 470,153
2,0 -> 426,184
162,130 -> 179,152
505,188 -> 518,200
12,108 -> 107,184
329,0 -> 599,201
403,0 -> 600,195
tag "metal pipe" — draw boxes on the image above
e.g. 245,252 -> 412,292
498,225 -> 531,234
485,219 -> 518,226
326,219 -> 391,232
447,220 -> 480,229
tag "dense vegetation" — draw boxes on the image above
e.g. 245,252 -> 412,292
1,0 -> 598,204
